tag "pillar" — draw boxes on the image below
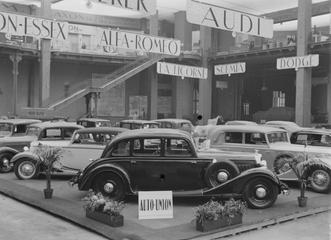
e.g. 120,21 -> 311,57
38,0 -> 52,107
9,54 -> 22,116
148,11 -> 159,119
174,11 -> 193,119
327,74 -> 331,124
198,26 -> 212,124
295,0 -> 312,126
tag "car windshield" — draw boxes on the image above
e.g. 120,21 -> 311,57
267,132 -> 289,143
0,123 -> 13,137
73,132 -> 113,144
26,126 -> 41,137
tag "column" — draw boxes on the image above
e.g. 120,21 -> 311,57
9,54 -> 22,116
148,11 -> 158,120
327,74 -> 331,124
198,26 -> 212,124
38,0 -> 52,107
174,11 -> 193,119
295,0 -> 312,126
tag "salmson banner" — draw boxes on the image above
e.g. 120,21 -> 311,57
96,29 -> 181,56
157,62 -> 208,79
0,11 -> 68,40
94,0 -> 157,15
186,0 -> 273,38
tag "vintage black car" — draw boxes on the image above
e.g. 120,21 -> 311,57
71,129 -> 287,209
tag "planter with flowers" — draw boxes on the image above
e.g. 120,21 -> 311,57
194,198 -> 246,232
83,190 -> 125,227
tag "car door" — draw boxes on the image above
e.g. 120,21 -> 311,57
130,137 -> 203,191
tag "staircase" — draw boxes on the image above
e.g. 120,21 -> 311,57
22,54 -> 164,116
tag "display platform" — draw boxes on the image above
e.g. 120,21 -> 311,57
0,173 -> 330,240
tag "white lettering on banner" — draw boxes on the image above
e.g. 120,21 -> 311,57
157,62 -> 208,79
96,29 -> 181,56
186,0 -> 273,38
214,62 -> 246,76
94,0 -> 156,15
0,11 -> 68,40
276,55 -> 319,70
138,191 -> 173,219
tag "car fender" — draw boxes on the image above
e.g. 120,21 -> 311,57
0,147 -> 19,157
203,167 -> 282,196
10,151 -> 41,166
79,163 -> 133,193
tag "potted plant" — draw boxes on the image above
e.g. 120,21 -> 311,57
82,190 -> 125,227
194,198 -> 246,232
32,144 -> 63,199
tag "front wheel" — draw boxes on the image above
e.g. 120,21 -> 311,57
243,178 -> 278,209
205,161 -> 240,187
14,158 -> 40,180
309,168 -> 331,194
92,172 -> 126,201
0,152 -> 14,173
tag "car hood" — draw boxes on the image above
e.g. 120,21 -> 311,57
197,148 -> 257,160
0,135 -> 37,144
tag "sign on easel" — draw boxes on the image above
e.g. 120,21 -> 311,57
138,191 -> 173,219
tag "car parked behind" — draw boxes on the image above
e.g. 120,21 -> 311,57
154,118 -> 194,133
0,121 -> 83,173
11,127 -> 128,180
77,118 -> 112,128
119,119 -> 160,130
206,125 -> 331,193
71,128 -> 287,209
0,118 -> 41,172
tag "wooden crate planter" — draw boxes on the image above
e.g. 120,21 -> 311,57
196,213 -> 242,232
86,209 -> 124,227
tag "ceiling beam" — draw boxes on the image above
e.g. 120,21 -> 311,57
262,1 -> 330,23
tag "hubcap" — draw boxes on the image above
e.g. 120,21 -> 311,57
20,162 -> 35,177
217,171 -> 229,183
104,183 -> 115,193
313,171 -> 328,186
255,187 -> 267,198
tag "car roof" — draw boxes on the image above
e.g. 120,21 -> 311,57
293,128 -> 331,135
29,121 -> 84,129
75,127 -> 128,134
208,125 -> 288,134
114,128 -> 191,141
0,119 -> 41,125
225,120 -> 258,125
265,121 -> 300,127
154,118 -> 192,124
120,119 -> 159,124
77,118 -> 110,122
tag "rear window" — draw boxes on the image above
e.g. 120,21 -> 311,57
245,133 -> 267,145
0,123 -> 13,136
225,132 -> 242,143
133,138 -> 161,156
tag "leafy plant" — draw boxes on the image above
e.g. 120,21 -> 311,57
31,145 -> 63,168
83,190 -> 125,217
195,198 -> 246,223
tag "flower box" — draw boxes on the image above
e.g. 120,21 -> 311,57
86,209 -> 124,227
196,213 -> 242,232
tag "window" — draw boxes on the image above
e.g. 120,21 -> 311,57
165,138 -> 192,157
13,124 -> 27,134
225,132 -> 242,143
267,132 -> 288,143
245,133 -> 267,145
120,123 -> 131,129
132,138 -> 161,156
0,123 -> 12,136
272,91 -> 285,107
111,140 -> 130,157
63,128 -> 76,139
26,127 -> 40,137
161,122 -> 173,128
41,128 -> 62,140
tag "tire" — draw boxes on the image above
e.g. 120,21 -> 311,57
243,178 -> 278,209
92,172 -> 126,201
273,155 -> 293,175
205,161 -> 240,187
14,158 -> 40,180
309,168 -> 331,194
0,152 -> 14,173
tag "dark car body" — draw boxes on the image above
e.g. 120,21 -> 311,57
11,127 -> 128,180
71,129 -> 287,209
0,121 -> 83,173
119,119 -> 160,130
77,118 -> 112,128
154,118 -> 194,133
